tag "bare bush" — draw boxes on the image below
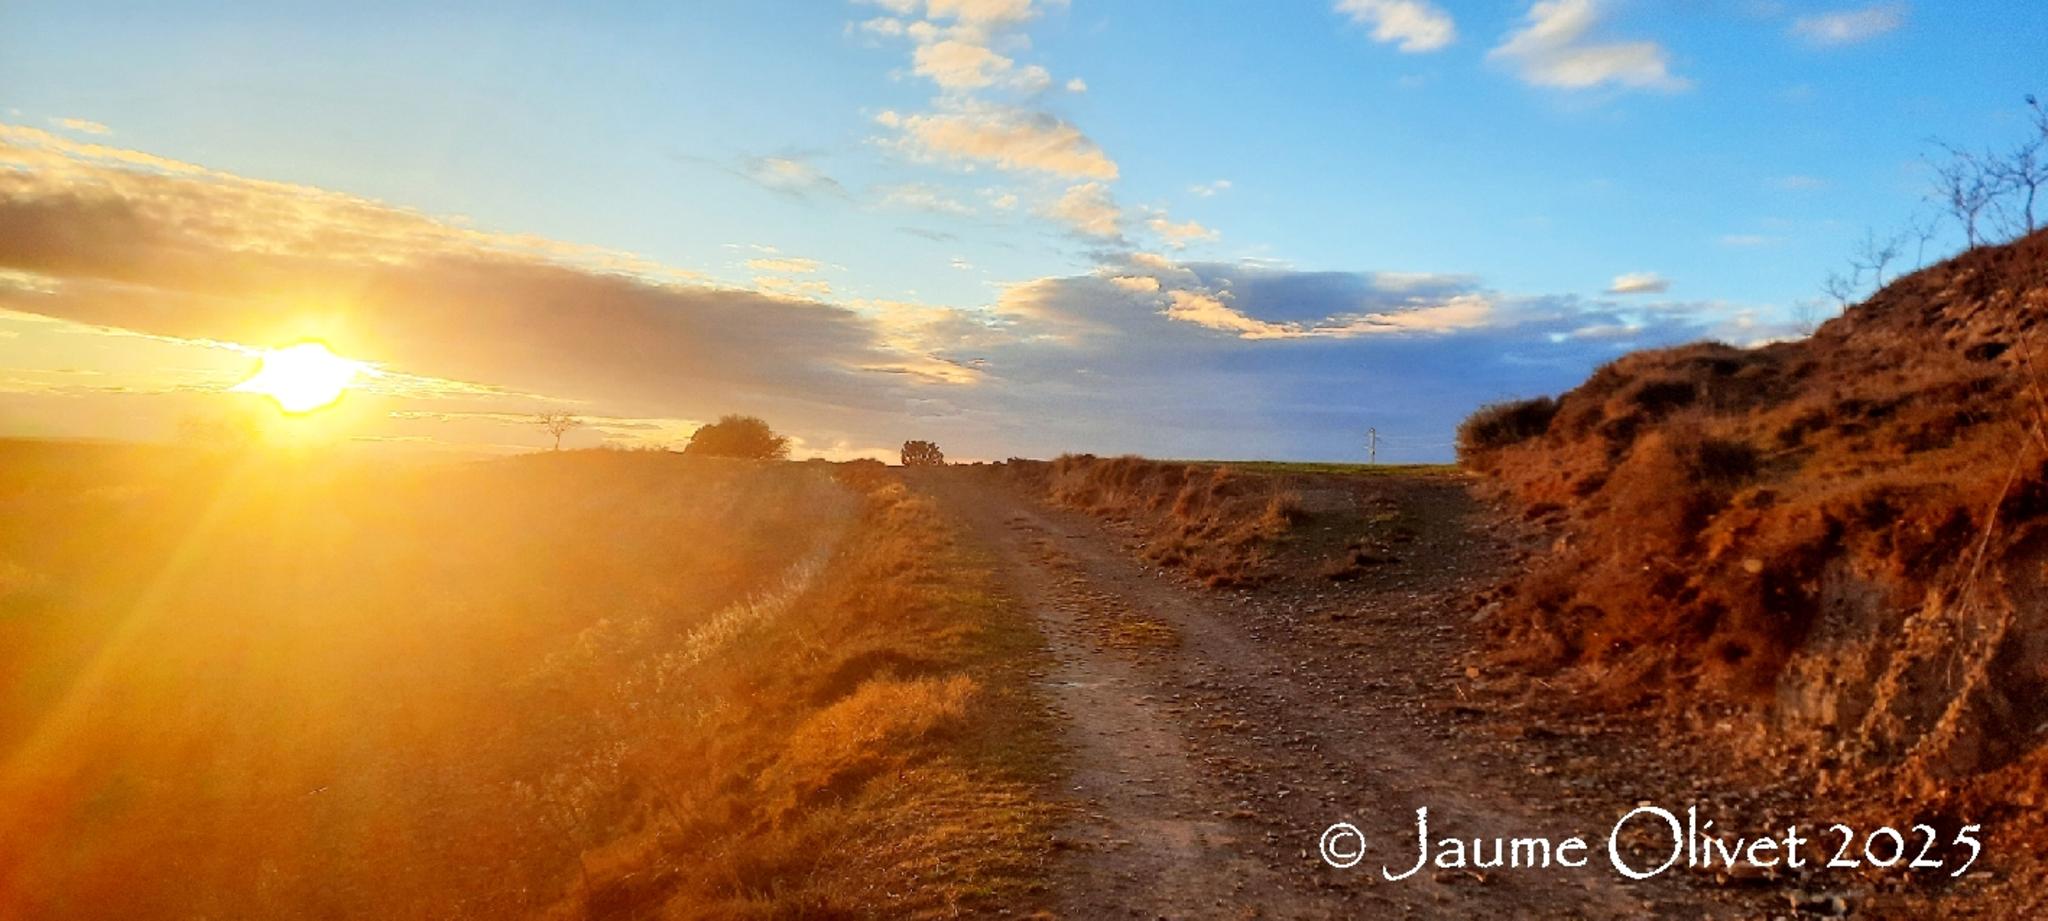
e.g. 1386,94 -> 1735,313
1456,397 -> 1558,469
1929,144 -> 1999,248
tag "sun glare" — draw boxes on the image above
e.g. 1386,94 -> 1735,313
232,342 -> 365,413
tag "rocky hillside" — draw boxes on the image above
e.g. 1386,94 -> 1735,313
1465,229 -> 2048,807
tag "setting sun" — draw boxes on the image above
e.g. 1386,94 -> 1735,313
231,342 -> 365,413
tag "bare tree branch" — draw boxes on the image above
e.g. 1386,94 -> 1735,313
535,412 -> 583,451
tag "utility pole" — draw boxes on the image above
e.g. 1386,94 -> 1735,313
1366,427 -> 1378,465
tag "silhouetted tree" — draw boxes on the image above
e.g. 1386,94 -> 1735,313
1929,144 -> 1998,248
1985,94 -> 2047,236
682,415 -> 789,460
536,412 -> 582,451
1851,227 -> 1906,288
900,440 -> 945,467
1820,269 -> 1859,311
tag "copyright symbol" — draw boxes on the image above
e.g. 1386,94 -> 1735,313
1319,822 -> 1367,869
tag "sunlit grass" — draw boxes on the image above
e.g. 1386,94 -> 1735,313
0,444 -> 1056,919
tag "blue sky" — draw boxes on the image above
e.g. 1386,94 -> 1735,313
0,1 -> 2043,460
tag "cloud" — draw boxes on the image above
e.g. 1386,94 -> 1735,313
52,117 -> 110,136
1790,3 -> 1907,46
1007,255 -> 1501,342
754,276 -> 834,299
730,154 -> 849,200
905,0 -> 1046,33
1147,215 -> 1220,249
1042,181 -> 1122,237
1488,0 -> 1691,92
1188,179 -> 1232,198
1334,0 -> 1457,53
1164,290 -> 1300,339
0,123 -> 1793,464
746,256 -> 822,273
1065,77 -> 1087,93
0,123 -> 966,436
1606,271 -> 1670,294
876,105 -> 1119,179
1771,174 -> 1827,190
876,182 -> 977,215
912,39 -> 1050,91
856,16 -> 907,37
1718,233 -> 1777,246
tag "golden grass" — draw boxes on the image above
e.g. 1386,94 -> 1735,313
0,443 -> 1057,919
1011,454 -> 1308,587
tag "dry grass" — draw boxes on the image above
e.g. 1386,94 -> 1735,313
1005,454 -> 1308,588
1468,228 -> 2048,805
0,443 -> 1056,919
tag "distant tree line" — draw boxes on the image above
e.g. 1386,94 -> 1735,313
527,412 -> 949,466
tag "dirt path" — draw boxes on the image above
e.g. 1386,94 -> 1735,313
916,470 -> 1742,919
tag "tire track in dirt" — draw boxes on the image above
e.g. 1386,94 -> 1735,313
917,470 -> 1720,919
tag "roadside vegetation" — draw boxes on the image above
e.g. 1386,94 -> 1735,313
999,455 -> 1308,588
0,442 -> 1055,919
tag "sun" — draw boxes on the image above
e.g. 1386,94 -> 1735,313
232,342 -> 366,413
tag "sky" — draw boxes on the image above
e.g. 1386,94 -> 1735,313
0,0 -> 2042,462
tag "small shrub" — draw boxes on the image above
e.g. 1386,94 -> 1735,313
1456,397 -> 1558,467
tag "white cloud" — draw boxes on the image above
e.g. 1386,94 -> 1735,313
1718,233 -> 1777,247
1042,182 -> 1121,237
924,0 -> 1043,30
857,16 -> 907,37
876,182 -> 976,215
876,105 -> 1119,179
1605,271 -> 1669,294
1164,290 -> 1301,340
1148,215 -> 1220,249
1314,293 -> 1495,335
753,276 -> 834,299
1188,179 -> 1232,198
1488,0 -> 1690,92
746,256 -> 822,273
1065,77 -> 1088,93
1772,174 -> 1827,190
51,117 -> 110,136
1334,0 -> 1457,53
737,155 -> 848,198
913,39 -> 1049,91
1790,3 -> 1907,46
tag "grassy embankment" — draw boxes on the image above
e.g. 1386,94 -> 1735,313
0,442 -> 1055,919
